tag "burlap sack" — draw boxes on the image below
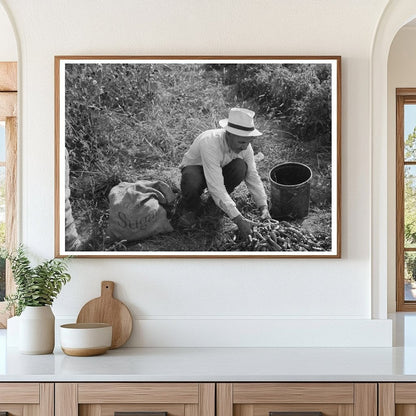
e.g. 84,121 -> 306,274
107,180 -> 174,242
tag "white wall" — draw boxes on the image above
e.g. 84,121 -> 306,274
387,26 -> 416,312
0,0 -> 394,347
0,3 -> 16,61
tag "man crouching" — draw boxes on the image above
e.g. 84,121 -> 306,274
178,107 -> 270,239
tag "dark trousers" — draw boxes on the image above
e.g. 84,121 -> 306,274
180,158 -> 247,212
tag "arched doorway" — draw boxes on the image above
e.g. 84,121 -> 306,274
371,0 -> 416,318
387,15 -> 416,312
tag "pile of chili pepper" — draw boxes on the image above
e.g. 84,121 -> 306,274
223,218 -> 331,252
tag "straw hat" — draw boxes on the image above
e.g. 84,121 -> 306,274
219,108 -> 262,137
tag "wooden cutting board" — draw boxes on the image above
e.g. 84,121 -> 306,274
76,281 -> 133,349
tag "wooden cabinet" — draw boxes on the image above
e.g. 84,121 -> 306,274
55,383 -> 215,416
217,383 -> 377,416
0,383 -> 53,415
379,383 -> 416,416
53,381 -> 380,416
0,380 -> 411,416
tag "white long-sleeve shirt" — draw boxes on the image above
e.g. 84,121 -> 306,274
179,129 -> 268,219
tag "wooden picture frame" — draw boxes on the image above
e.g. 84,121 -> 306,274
55,56 -> 341,258
396,88 -> 416,310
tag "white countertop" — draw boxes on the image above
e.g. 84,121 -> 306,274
2,345 -> 416,382
3,313 -> 416,382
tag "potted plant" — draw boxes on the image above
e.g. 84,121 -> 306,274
4,245 -> 71,354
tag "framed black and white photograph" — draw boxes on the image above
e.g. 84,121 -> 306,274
55,56 -> 341,258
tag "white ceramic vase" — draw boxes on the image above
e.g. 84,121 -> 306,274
18,305 -> 55,354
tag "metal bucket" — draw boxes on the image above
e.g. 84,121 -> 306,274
269,162 -> 312,220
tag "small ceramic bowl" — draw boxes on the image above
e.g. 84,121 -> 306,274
60,323 -> 112,356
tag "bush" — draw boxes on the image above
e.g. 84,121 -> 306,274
229,64 -> 332,144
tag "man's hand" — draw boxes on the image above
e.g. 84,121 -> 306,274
259,205 -> 271,220
232,215 -> 256,240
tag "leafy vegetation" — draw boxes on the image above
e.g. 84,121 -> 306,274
405,127 -> 416,243
65,62 -> 333,251
4,246 -> 71,315
226,64 -> 332,144
404,127 -> 416,282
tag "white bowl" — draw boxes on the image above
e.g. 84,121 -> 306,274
60,323 -> 112,356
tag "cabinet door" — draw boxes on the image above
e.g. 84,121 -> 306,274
55,383 -> 215,416
217,383 -> 377,416
0,383 -> 53,415
379,383 -> 416,416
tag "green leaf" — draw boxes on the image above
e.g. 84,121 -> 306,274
5,245 -> 71,316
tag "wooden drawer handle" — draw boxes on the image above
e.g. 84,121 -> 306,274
270,413 -> 323,416
115,412 -> 168,416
